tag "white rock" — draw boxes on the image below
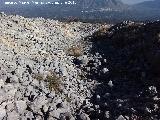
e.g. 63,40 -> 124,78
15,100 -> 27,114
79,113 -> 90,120
96,95 -> 101,101
39,66 -> 44,74
24,111 -> 34,119
4,84 -> 14,92
116,115 -> 126,120
31,79 -> 39,86
35,115 -> 42,120
0,79 -> 4,88
6,102 -> 15,112
104,59 -> 107,63
50,110 -> 60,119
34,95 -> 47,110
0,108 -> 6,120
78,55 -> 88,65
43,105 -> 48,113
7,111 -> 19,120
60,66 -> 68,76
5,89 -> 17,100
105,111 -> 110,118
103,68 -> 109,73
16,66 -> 24,77
10,75 -> 19,83
0,95 -> 4,104
108,80 -> 113,87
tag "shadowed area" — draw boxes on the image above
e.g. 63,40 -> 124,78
83,21 -> 160,119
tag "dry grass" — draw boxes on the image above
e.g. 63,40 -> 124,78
67,45 -> 83,57
32,73 -> 44,81
46,72 -> 61,92
33,71 -> 61,92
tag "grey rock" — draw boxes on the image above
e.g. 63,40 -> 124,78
7,111 -> 19,120
96,95 -> 101,101
0,79 -> 4,88
0,108 -> 6,120
105,111 -> 110,119
43,105 -> 48,113
60,112 -> 74,120
78,55 -> 88,65
116,115 -> 126,120
103,68 -> 109,73
10,75 -> 19,83
6,102 -> 15,112
15,100 -> 27,114
5,89 -> 17,100
108,80 -> 114,87
79,113 -> 90,120
60,66 -> 68,77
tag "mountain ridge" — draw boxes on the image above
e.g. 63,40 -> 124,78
133,0 -> 160,10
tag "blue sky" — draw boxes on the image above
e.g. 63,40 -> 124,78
122,0 -> 153,4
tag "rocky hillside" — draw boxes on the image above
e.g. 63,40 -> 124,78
0,12 -> 160,120
0,12 -> 104,120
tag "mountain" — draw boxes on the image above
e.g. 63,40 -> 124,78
0,0 -> 129,22
48,0 -> 127,11
130,0 -> 160,20
0,0 -> 159,22
69,0 -> 127,9
134,0 -> 160,10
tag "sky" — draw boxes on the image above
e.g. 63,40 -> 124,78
122,0 -> 153,4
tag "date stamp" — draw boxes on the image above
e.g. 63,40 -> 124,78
4,1 -> 76,5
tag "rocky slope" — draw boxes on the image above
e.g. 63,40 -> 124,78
0,12 -> 160,120
0,12 -> 105,120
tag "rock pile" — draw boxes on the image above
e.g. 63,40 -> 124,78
0,12 -> 102,120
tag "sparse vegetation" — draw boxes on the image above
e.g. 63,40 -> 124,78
33,71 -> 61,92
32,73 -> 43,81
46,72 -> 61,92
67,45 -> 83,57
